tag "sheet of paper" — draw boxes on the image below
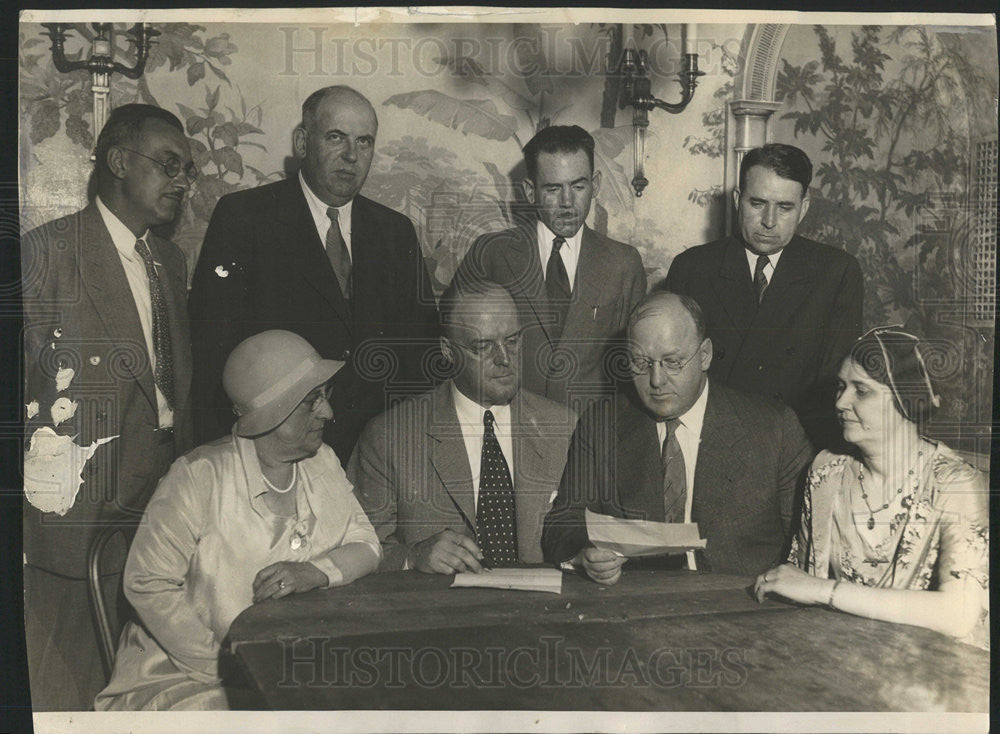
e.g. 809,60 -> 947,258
451,568 -> 563,594
585,509 -> 707,557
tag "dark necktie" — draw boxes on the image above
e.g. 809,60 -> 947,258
134,238 -> 174,409
753,254 -> 770,303
545,236 -> 572,343
661,418 -> 687,523
326,207 -> 352,300
476,410 -> 518,566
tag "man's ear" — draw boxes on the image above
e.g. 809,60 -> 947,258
292,126 -> 307,160
439,336 -> 454,364
106,146 -> 127,181
700,337 -> 713,372
797,194 -> 811,224
732,187 -> 741,212
522,178 -> 536,206
591,169 -> 602,198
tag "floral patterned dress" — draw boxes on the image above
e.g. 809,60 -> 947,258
789,442 -> 989,649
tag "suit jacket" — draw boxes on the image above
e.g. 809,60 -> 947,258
541,381 -> 813,576
188,177 -> 439,464
21,203 -> 193,578
348,381 -> 576,571
664,234 -> 862,449
454,224 -> 646,411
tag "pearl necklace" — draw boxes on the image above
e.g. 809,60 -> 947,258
857,450 -> 922,531
262,463 -> 297,494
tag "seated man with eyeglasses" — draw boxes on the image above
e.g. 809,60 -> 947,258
348,280 -> 576,573
542,291 -> 814,585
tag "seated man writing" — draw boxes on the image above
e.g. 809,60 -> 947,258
542,291 -> 813,584
349,280 -> 575,573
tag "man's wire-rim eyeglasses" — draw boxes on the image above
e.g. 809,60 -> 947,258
119,146 -> 199,183
628,349 -> 700,376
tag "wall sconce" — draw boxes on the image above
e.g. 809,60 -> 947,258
41,23 -> 159,136
619,24 -> 704,197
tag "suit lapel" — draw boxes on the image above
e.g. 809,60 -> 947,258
691,384 -> 749,524
753,237 -> 816,330
501,226 -> 556,344
563,226 -> 604,332
276,178 -> 352,332
617,395 -> 666,521
509,392 -> 550,556
77,205 -> 157,412
713,237 -> 758,334
427,383 -> 477,531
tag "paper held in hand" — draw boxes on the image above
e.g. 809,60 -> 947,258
451,567 -> 563,594
585,509 -> 707,557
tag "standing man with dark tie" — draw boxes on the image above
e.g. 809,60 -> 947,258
21,104 -> 195,710
454,125 -> 646,413
189,85 -> 439,464
664,144 -> 863,449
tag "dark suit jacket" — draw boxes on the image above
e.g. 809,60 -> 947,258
541,381 -> 813,576
188,177 -> 439,464
21,203 -> 193,579
348,381 -> 576,571
454,224 -> 646,411
664,234 -> 862,448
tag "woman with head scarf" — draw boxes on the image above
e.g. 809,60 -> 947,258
96,331 -> 381,709
754,327 -> 989,648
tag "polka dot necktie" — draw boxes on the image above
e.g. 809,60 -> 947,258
476,410 -> 518,566
661,418 -> 687,524
753,254 -> 770,303
134,238 -> 174,408
326,207 -> 353,301
545,236 -> 572,343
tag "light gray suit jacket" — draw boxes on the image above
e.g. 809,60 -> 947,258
348,381 -> 576,570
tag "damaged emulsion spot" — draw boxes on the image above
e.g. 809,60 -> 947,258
55,366 -> 75,392
215,265 -> 229,278
23,428 -> 118,516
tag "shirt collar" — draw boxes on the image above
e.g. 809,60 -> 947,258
96,195 -> 150,262
671,378 -> 710,437
537,219 -> 582,253
744,245 -> 783,272
299,170 -> 353,231
450,380 -> 512,427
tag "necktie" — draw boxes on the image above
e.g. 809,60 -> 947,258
661,418 -> 687,524
134,238 -> 174,408
545,236 -> 572,343
476,410 -> 518,566
326,207 -> 352,300
753,254 -> 770,303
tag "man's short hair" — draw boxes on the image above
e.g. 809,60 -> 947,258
439,277 -> 514,339
739,143 -> 812,196
94,104 -> 185,183
301,85 -> 375,129
523,125 -> 595,181
629,290 -> 706,343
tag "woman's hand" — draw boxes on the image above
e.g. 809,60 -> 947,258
252,561 -> 328,602
754,563 -> 835,606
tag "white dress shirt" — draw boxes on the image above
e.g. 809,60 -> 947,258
450,382 -> 514,509
655,379 -> 710,570
96,197 -> 173,428
300,171 -> 353,258
744,247 -> 783,287
536,220 -> 581,291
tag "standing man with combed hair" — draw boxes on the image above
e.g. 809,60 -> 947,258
454,125 -> 646,414
21,103 -> 195,710
665,143 -> 863,449
189,85 -> 439,465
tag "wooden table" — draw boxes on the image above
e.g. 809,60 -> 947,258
225,569 -> 988,711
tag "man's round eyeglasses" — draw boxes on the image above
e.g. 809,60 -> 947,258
456,331 -> 523,358
628,350 -> 700,376
302,383 -> 334,413
120,147 -> 199,183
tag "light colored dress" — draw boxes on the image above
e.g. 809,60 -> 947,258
790,443 -> 989,648
94,433 -> 381,710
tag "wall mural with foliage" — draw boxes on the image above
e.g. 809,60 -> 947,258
772,24 -> 996,442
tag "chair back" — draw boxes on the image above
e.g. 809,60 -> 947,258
86,524 -> 136,682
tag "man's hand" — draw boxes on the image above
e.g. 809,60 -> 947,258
579,547 -> 626,586
408,529 -> 485,575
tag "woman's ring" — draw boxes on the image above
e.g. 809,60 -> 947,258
279,580 -> 286,590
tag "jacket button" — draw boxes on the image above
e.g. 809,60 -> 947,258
757,364 -> 764,371
341,350 -> 351,361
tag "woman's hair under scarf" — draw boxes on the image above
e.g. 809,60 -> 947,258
849,325 -> 942,426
